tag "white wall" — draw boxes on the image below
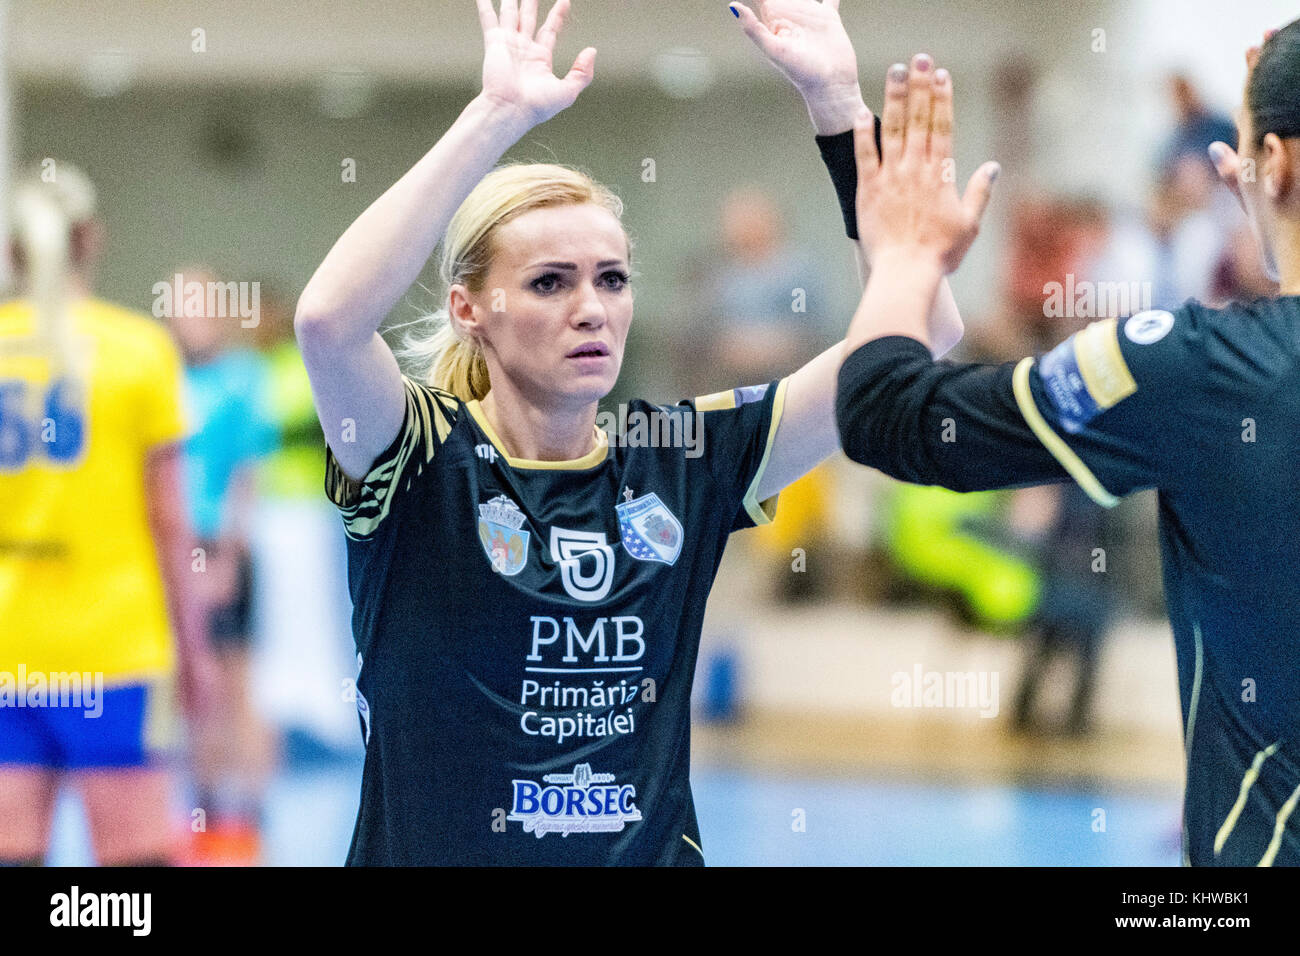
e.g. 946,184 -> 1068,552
0,0 -> 11,289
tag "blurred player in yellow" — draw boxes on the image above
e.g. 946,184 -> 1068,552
0,162 -> 213,866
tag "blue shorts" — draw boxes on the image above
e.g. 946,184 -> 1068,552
0,680 -> 169,770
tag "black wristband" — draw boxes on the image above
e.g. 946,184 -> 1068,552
815,114 -> 881,241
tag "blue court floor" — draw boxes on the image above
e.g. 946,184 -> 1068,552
47,757 -> 1182,866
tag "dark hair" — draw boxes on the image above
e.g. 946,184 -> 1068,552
1248,18 -> 1300,147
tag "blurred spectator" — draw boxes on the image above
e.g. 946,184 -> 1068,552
1212,221 -> 1280,303
248,281 -> 359,755
1147,156 -> 1235,309
987,195 -> 1111,354
1001,198 -> 1119,735
1159,74 -> 1237,181
1151,77 -> 1278,310
686,187 -> 843,602
1008,482 -> 1114,737
166,265 -> 278,864
687,186 -> 837,390
1090,76 -> 1240,313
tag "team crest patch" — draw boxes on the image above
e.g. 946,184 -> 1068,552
1124,309 -> 1175,345
616,491 -> 683,565
478,494 -> 530,576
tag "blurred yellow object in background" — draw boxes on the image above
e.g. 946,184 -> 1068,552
753,459 -> 831,555
883,483 -> 1041,629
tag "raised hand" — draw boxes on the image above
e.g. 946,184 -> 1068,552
729,0 -> 857,96
730,0 -> 865,135
1208,37 -> 1269,212
1208,139 -> 1247,210
854,55 -> 999,275
476,0 -> 596,129
1208,35 -> 1281,282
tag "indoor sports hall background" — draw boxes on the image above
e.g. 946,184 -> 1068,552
2,0 -> 1290,865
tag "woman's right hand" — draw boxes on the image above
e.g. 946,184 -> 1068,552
476,0 -> 597,129
1208,35 -> 1281,283
854,55 -> 999,275
1208,37 -> 1268,213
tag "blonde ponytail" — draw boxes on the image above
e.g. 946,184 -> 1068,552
400,307 -> 491,402
9,164 -> 96,389
394,162 -> 629,402
14,187 -> 72,376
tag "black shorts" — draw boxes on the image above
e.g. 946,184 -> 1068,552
203,542 -> 255,648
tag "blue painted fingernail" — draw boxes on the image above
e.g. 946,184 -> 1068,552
729,4 -> 739,17
889,63 -> 908,82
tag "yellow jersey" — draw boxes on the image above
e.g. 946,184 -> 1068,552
0,297 -> 187,681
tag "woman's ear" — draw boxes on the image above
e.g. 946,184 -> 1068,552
1261,133 -> 1294,202
447,283 -> 482,343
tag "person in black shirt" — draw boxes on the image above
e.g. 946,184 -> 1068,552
836,28 -> 1300,865
295,0 -> 962,865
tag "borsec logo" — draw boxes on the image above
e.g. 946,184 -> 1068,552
1124,309 -> 1175,345
507,763 -> 642,837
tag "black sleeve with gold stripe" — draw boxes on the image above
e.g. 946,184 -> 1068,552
678,378 -> 789,532
1009,313 -> 1170,506
835,314 -> 1180,506
324,376 -> 459,540
836,336 -> 1073,493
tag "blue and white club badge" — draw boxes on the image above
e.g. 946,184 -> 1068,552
478,494 -> 531,576
1124,309 -> 1175,345
616,490 -> 683,565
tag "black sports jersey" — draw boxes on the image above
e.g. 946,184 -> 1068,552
836,300 -> 1300,867
325,376 -> 787,865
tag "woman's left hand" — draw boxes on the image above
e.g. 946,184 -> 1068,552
729,0 -> 863,133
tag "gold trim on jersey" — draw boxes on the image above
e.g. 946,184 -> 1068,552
1011,358 -> 1119,508
1182,621 -> 1204,867
465,398 -> 608,470
740,377 -> 788,526
325,377 -> 457,538
1259,783 -> 1300,867
1215,741 -> 1280,858
682,833 -> 704,858
1185,620 -> 1204,762
1074,317 -> 1137,410
693,389 -> 737,412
